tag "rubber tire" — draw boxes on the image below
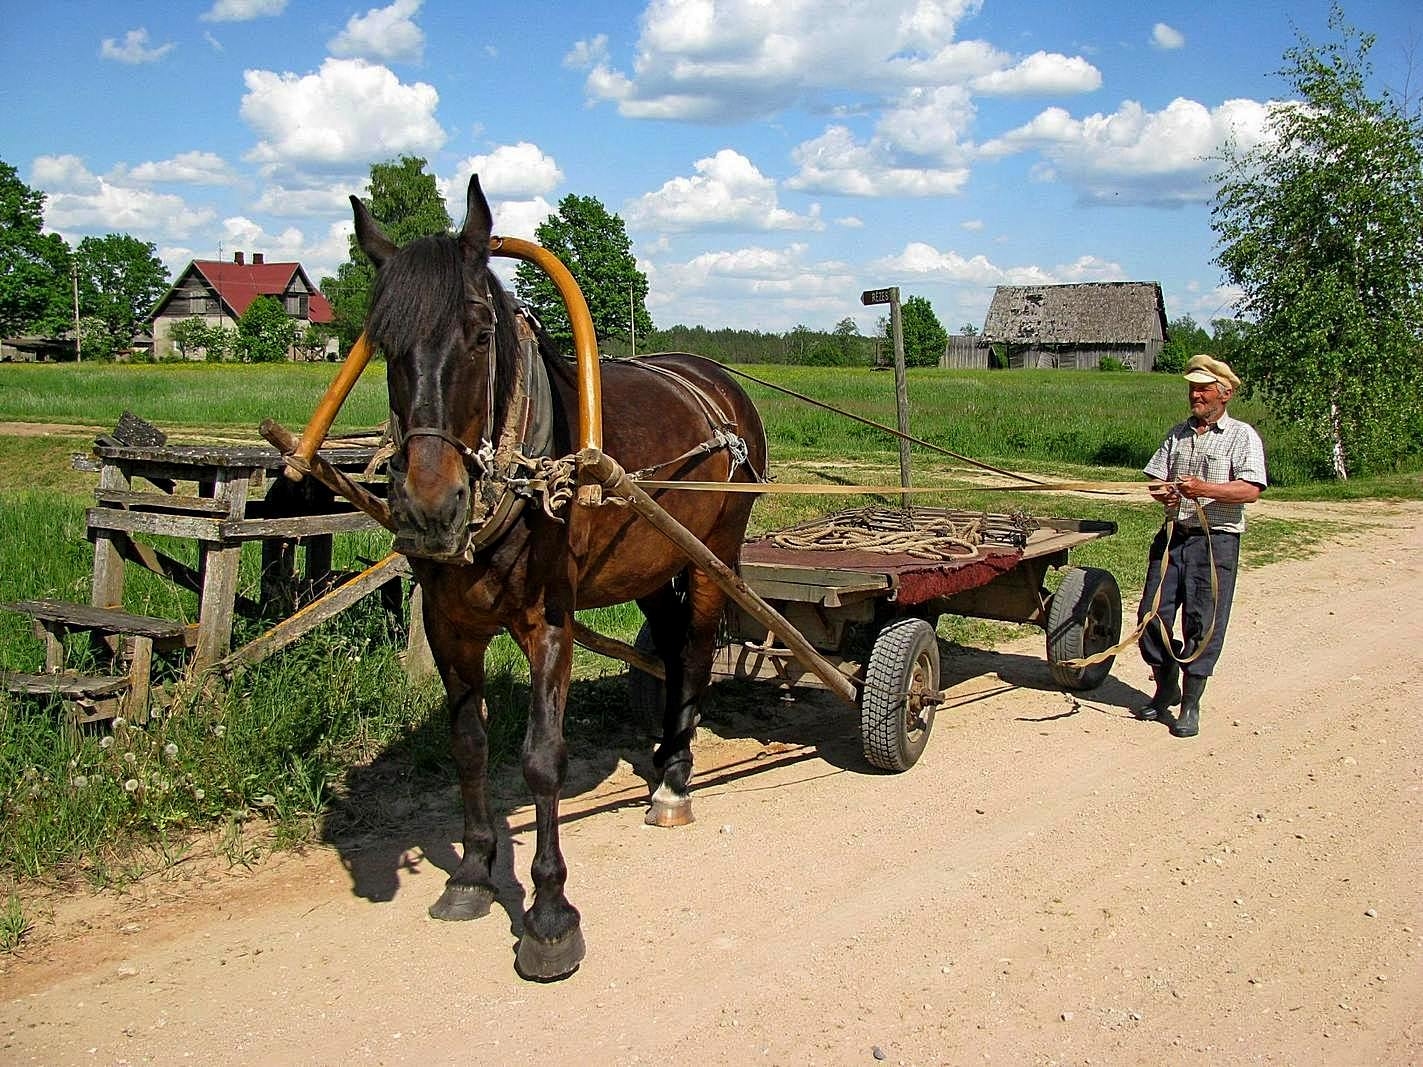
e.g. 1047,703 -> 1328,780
861,617 -> 941,772
628,621 -> 664,736
1045,566 -> 1122,691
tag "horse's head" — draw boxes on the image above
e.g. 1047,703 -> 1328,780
354,175 -> 519,560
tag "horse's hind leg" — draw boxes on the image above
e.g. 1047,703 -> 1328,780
644,568 -> 724,828
428,636 -> 501,922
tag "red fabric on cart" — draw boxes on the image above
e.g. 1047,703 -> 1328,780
739,541 -> 1024,607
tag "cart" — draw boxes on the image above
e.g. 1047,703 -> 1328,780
629,507 -> 1121,772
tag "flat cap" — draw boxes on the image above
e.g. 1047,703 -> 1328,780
1183,353 -> 1241,390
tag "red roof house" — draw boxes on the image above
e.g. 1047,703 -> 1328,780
149,251 -> 335,360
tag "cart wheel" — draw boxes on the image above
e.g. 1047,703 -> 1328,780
628,621 -> 664,736
861,617 -> 941,772
1045,566 -> 1122,691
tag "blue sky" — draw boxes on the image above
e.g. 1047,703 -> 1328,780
2,0 -> 1417,336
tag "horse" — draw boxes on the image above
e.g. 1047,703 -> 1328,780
351,174 -> 769,979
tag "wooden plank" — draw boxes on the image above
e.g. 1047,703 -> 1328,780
217,553 -> 410,672
3,671 -> 129,698
3,599 -> 195,642
94,488 -> 231,514
90,462 -> 130,609
217,512 -> 383,540
87,507 -> 222,542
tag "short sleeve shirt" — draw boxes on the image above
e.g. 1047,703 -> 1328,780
1144,411 -> 1267,534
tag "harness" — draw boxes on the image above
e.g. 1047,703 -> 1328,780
388,302 -> 759,562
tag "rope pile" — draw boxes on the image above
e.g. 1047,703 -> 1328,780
768,505 -> 1037,560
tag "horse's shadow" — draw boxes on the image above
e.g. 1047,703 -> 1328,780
320,644 -> 1157,911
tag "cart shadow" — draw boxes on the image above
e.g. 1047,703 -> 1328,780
940,644 -> 1151,722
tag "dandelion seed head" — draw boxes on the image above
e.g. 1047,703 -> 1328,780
99,736 -> 114,749
72,776 -> 88,789
124,779 -> 139,793
164,742 -> 178,757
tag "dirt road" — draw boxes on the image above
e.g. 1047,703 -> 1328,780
2,501 -> 1420,1065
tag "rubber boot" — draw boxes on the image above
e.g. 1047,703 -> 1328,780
1171,675 -> 1207,737
1139,661 -> 1182,721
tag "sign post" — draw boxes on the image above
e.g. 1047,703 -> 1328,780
861,285 -> 912,509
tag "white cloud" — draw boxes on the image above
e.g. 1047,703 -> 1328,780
650,242 -> 859,330
121,151 -> 238,186
100,28 -> 175,65
31,155 -> 101,193
1152,23 -> 1186,50
580,0 -> 1097,122
788,125 -> 970,198
204,32 -> 224,52
240,58 -> 444,171
329,0 -> 425,65
42,179 -> 216,242
960,219 -> 984,231
251,181 -> 359,217
483,197 -> 555,241
836,216 -> 864,229
872,242 -> 1124,287
970,51 -> 1102,95
978,97 -> 1276,204
202,0 -> 287,22
626,150 -> 822,233
446,143 -> 564,200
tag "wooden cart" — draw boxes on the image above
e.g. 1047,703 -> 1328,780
629,508 -> 1121,772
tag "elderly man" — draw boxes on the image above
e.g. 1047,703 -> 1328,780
1139,354 -> 1267,737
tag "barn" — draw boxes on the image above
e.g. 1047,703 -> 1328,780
148,252 -> 335,360
981,281 -> 1168,371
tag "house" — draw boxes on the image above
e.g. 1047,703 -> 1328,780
148,252 -> 336,360
981,282 -> 1168,371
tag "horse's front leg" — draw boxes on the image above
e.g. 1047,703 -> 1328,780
508,612 -> 585,980
427,632 -> 501,922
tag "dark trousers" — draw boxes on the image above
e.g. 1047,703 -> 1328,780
1137,525 -> 1240,680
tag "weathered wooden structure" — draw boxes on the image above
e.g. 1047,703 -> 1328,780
981,281 -> 1167,371
940,334 -> 989,369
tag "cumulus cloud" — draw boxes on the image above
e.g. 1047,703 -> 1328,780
578,0 -> 1098,122
1152,23 -> 1186,50
251,181 -> 360,217
203,0 -> 286,21
650,242 -> 859,330
789,125 -> 970,198
31,155 -> 101,193
328,0 -> 425,64
41,175 -> 216,242
978,97 -> 1276,204
100,28 -> 175,64
240,58 -> 444,172
121,151 -> 238,186
625,150 -> 822,233
970,51 -> 1101,95
446,143 -> 564,201
873,242 -> 1123,287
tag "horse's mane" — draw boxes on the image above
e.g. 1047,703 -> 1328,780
368,233 -> 525,429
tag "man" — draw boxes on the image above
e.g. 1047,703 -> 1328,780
1139,353 -> 1267,737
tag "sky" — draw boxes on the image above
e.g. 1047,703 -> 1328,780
2,0 -> 1419,337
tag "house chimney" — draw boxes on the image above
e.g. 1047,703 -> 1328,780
234,251 -> 244,265
253,252 -> 264,265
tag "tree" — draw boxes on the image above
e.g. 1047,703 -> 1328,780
322,156 -> 453,351
0,159 -> 72,337
1212,6 -> 1423,478
75,233 -> 170,356
900,295 -> 948,367
1156,313 -> 1213,374
514,194 -> 652,350
236,296 -> 296,363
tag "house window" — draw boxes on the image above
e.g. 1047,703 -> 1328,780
285,294 -> 309,318
188,295 -> 216,316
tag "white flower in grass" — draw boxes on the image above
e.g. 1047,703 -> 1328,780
164,742 -> 178,758
71,776 -> 88,789
193,788 -> 206,801
112,718 -> 127,730
124,779 -> 139,793
256,793 -> 276,808
213,724 -> 226,738
123,751 -> 137,765
100,736 -> 114,749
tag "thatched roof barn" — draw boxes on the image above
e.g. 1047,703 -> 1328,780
981,281 -> 1167,371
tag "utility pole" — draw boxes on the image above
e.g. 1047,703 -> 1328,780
72,260 -> 82,363
861,286 -> 911,509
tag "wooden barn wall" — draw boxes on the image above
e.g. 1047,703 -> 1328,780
1004,343 -> 1152,370
940,335 -> 989,369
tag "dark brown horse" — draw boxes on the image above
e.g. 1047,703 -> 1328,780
352,175 -> 768,979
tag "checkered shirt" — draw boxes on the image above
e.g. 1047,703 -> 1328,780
1144,410 -> 1267,534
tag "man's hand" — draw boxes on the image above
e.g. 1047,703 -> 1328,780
1148,481 -> 1181,507
1178,475 -> 1211,500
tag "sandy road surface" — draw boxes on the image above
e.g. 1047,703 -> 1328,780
1,502 -> 1420,1066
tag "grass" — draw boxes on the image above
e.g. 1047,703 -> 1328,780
0,359 -> 1411,893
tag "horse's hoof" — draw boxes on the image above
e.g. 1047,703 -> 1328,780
515,925 -> 586,981
428,883 -> 495,922
644,798 -> 694,828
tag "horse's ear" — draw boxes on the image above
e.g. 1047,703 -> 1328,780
351,195 -> 397,268
460,174 -> 494,249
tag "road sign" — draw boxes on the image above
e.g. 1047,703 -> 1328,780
860,287 -> 898,307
